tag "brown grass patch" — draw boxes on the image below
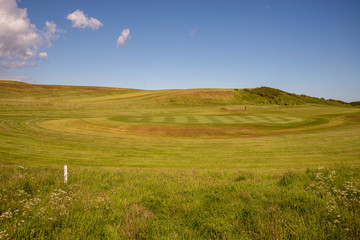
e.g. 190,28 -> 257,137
127,124 -> 254,137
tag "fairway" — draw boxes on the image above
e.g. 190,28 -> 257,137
112,114 -> 305,125
0,81 -> 358,169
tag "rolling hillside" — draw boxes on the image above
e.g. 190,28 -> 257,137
0,80 -> 352,106
0,80 -> 359,239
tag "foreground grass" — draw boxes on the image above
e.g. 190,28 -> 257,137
1,166 -> 359,239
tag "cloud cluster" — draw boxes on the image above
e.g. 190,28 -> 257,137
43,21 -> 63,47
66,9 -> 103,30
0,0 -> 131,71
117,29 -> 130,48
66,10 -> 131,50
0,0 -> 62,70
38,52 -> 48,59
1,61 -> 36,70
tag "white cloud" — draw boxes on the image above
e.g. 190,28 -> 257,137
0,61 -> 36,71
0,0 -> 62,70
117,29 -> 130,48
66,9 -> 103,30
38,52 -> 48,59
0,0 -> 41,61
189,28 -> 197,37
43,21 -> 63,47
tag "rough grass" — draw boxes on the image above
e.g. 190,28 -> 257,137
1,166 -> 359,239
241,87 -> 348,106
0,80 -> 359,239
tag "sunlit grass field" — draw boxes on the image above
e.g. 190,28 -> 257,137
0,81 -> 359,239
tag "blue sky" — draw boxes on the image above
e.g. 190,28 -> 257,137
1,0 -> 359,102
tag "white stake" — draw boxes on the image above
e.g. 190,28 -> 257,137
64,165 -> 68,184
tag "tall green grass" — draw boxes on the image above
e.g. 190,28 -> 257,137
1,166 -> 359,239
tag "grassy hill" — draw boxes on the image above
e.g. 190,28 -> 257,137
237,87 -> 348,106
0,80 -> 359,239
0,80 -> 138,99
0,80 -> 351,106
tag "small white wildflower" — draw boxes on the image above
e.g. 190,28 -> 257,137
58,189 -> 66,194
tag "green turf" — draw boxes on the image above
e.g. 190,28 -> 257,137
0,80 -> 359,239
0,81 -> 359,170
110,114 -> 305,125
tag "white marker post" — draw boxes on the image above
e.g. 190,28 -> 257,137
64,165 -> 68,184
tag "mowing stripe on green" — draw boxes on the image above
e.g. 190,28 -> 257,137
187,116 -> 199,123
221,116 -> 238,123
151,116 -> 166,123
141,116 -> 151,122
285,117 -> 303,123
247,116 -> 265,122
175,116 -> 189,123
165,116 -> 175,124
113,115 -> 305,125
263,116 -> 279,122
206,116 -> 224,124
228,116 -> 246,123
241,116 -> 255,123
194,116 -> 213,124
